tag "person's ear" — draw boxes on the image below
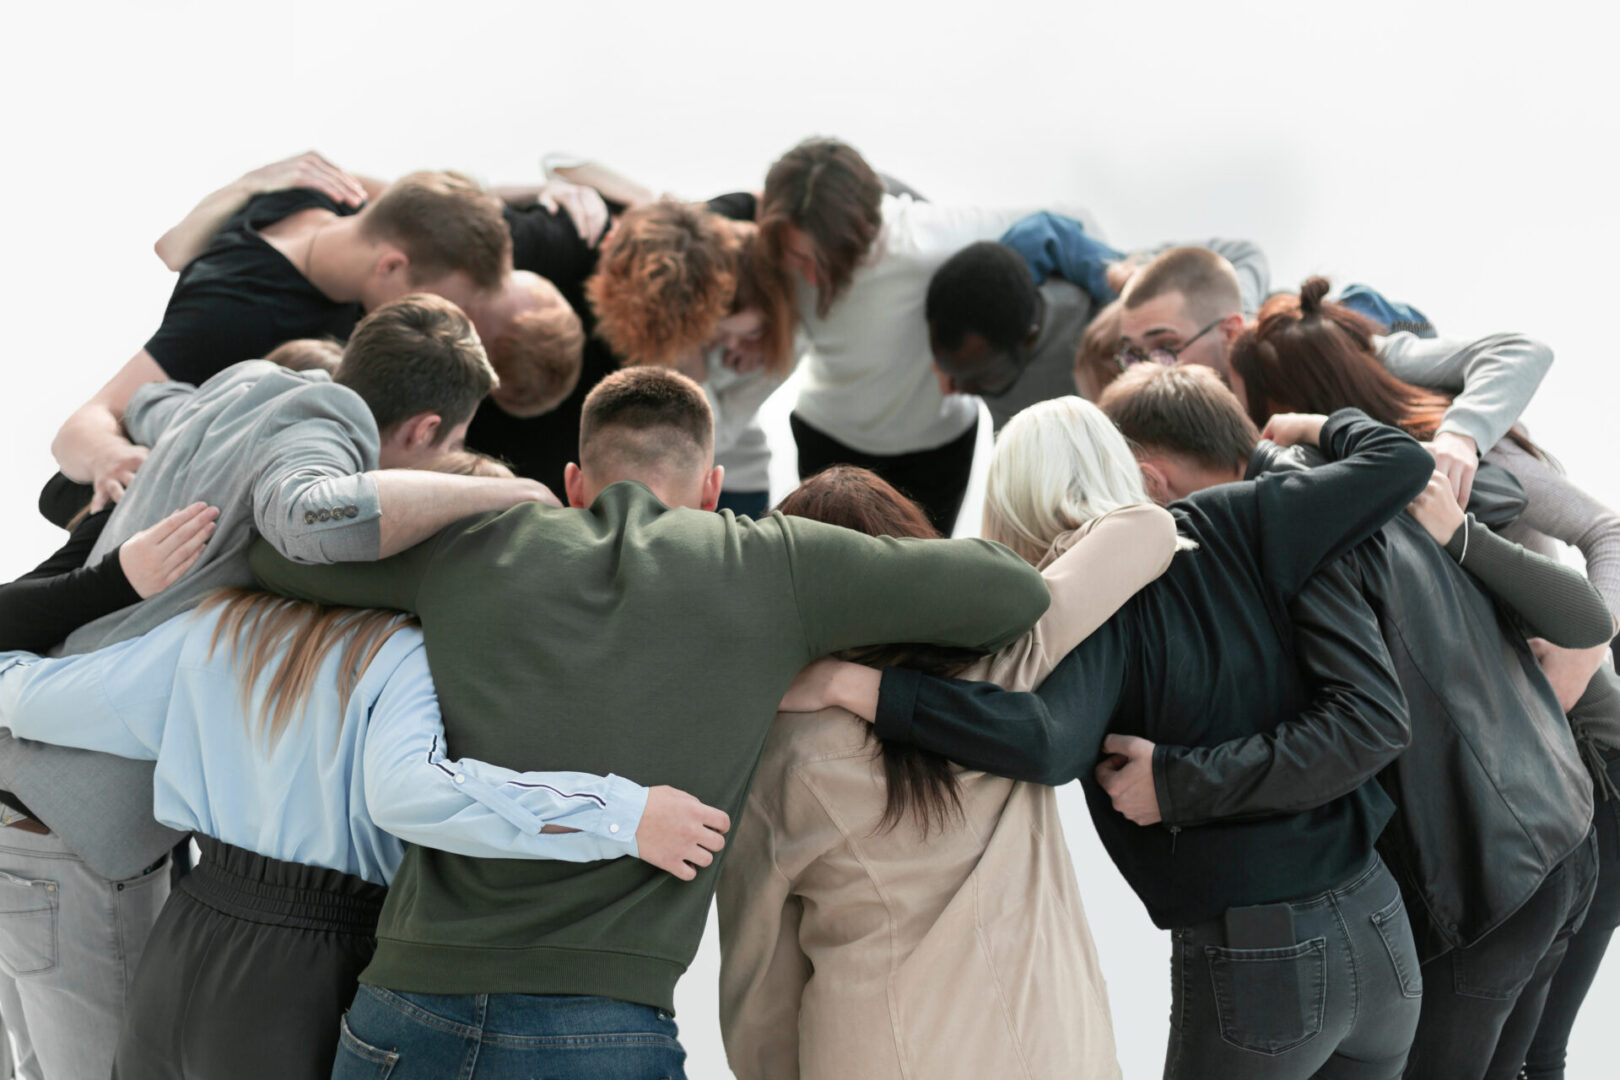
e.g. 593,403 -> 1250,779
400,413 -> 441,452
1137,459 -> 1172,506
373,248 -> 409,285
564,463 -> 588,509
1219,312 -> 1246,343
700,465 -> 724,513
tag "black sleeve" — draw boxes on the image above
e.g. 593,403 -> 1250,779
38,472 -> 93,530
1446,514 -> 1617,648
873,631 -> 1125,786
1254,409 -> 1433,597
0,510 -> 141,652
705,192 -> 759,222
1152,555 -> 1410,827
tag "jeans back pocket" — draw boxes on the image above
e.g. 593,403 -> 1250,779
0,869 -> 58,978
1205,937 -> 1327,1055
334,1013 -> 398,1080
1369,893 -> 1423,998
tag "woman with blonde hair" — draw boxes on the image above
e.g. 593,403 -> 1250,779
787,397 -> 1439,1078
0,586 -> 723,1080
719,462 -> 1180,1078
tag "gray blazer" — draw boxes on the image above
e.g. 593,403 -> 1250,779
0,361 -> 383,878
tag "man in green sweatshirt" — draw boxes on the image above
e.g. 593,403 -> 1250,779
251,366 -> 1049,1079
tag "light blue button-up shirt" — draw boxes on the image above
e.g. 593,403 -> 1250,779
0,608 -> 648,886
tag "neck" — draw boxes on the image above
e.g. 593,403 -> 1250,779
302,217 -> 372,303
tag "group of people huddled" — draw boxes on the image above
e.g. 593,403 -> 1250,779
0,135 -> 1615,1080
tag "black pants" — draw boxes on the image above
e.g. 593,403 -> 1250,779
1524,751 -> 1620,1078
1403,830 -> 1598,1080
790,411 -> 978,536
112,837 -> 385,1080
1164,856 -> 1422,1080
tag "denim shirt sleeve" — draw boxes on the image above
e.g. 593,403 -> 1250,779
361,650 -> 647,862
999,211 -> 1124,302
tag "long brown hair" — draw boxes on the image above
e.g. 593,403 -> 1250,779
731,223 -> 796,377
776,466 -> 982,834
195,589 -> 418,754
1231,277 -> 1540,454
759,137 -> 884,319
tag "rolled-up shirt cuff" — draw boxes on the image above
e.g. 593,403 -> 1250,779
874,668 -> 922,745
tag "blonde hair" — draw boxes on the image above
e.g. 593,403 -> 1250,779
984,396 -> 1194,564
195,589 -> 418,754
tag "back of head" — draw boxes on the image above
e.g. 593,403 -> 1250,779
984,396 -> 1155,564
264,337 -> 343,375
926,241 -> 1038,355
488,274 -> 585,418
776,465 -> 980,833
1122,246 -> 1244,325
362,170 -> 511,291
760,136 -> 884,317
578,366 -> 714,484
431,449 -> 515,478
587,200 -> 740,366
1232,276 -> 1446,436
1075,298 -> 1124,399
336,293 -> 497,439
1099,363 -> 1259,474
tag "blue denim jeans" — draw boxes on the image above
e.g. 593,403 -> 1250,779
332,987 -> 686,1080
1163,856 -> 1422,1080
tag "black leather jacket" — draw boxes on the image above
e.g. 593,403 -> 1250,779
1182,447 -> 1597,957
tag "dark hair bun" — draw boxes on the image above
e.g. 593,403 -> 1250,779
1299,276 -> 1332,316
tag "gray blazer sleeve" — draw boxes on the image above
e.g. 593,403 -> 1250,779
249,384 -> 383,564
1377,331 -> 1553,453
123,380 -> 197,448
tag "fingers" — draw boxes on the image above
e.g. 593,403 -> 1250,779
147,501 -> 214,541
1455,461 -> 1477,510
161,515 -> 216,576
699,803 -> 731,835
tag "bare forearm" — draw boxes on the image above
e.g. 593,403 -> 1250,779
52,403 -> 128,483
154,181 -> 254,270
373,470 -> 551,557
549,161 -> 658,208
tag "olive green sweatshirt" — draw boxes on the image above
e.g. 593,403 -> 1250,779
250,481 -> 1048,1012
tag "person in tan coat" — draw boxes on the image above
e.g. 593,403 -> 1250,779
717,463 -> 1181,1079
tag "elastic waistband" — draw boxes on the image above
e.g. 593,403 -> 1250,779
182,837 -> 385,935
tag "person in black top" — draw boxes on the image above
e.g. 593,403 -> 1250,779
784,396 -> 1434,1078
53,169 -> 511,512
1098,363 -> 1608,1080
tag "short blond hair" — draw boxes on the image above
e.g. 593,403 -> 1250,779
1121,246 -> 1243,326
488,276 -> 585,418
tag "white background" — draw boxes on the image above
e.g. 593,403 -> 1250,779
1,1 -> 1616,1075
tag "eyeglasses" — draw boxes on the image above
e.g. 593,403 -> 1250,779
1114,317 -> 1225,372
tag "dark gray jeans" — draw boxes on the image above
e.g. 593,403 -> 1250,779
1164,856 -> 1422,1080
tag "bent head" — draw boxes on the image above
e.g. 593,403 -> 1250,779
335,294 -> 498,470
477,271 -> 584,418
1098,364 -> 1258,503
1118,247 -> 1247,378
263,337 -> 343,375
776,465 -> 981,834
567,366 -> 721,510
983,396 -> 1157,565
587,201 -> 740,367
355,170 -> 511,312
926,242 -> 1040,399
1230,276 -> 1448,438
760,137 -> 884,315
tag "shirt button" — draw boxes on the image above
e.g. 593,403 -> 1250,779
304,510 -> 317,524
317,508 -> 332,522
609,824 -> 620,834
345,505 -> 359,518
453,774 -> 465,784
331,506 -> 345,519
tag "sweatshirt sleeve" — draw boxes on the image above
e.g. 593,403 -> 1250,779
1445,514 -> 1617,648
1377,331 -> 1552,453
780,519 -> 1050,659
0,510 -> 141,652
1152,555 -> 1411,827
1255,409 -> 1433,597
873,633 -> 1123,787
249,530 -> 437,615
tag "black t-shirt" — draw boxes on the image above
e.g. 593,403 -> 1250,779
143,188 -> 364,386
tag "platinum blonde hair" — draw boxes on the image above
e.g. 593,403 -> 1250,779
984,395 -> 1194,564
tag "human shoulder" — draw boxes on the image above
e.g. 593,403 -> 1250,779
752,707 -> 877,813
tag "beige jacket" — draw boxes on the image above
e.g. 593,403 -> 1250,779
718,504 -> 1179,1080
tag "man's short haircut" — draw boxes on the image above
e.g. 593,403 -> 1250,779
586,201 -> 739,365
264,337 -> 343,374
489,278 -> 585,418
335,293 -> 497,440
926,242 -> 1037,354
1098,363 -> 1259,472
1121,246 -> 1244,326
578,366 -> 714,476
361,171 -> 511,292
